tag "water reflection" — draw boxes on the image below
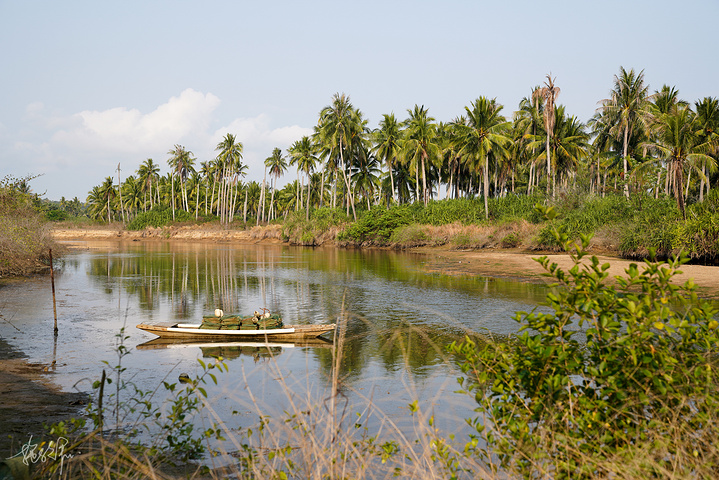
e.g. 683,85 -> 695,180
0,241 -> 551,441
63,241 -> 546,380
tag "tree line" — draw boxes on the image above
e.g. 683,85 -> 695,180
84,67 -> 719,225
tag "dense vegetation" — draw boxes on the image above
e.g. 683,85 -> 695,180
81,68 -> 719,225
74,66 -> 718,260
0,175 -> 59,276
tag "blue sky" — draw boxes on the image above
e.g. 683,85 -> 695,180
1,0 -> 717,201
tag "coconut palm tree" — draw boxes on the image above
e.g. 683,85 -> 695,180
598,67 -> 651,198
455,97 -> 510,219
137,158 -> 160,211
694,97 -> 719,201
97,176 -> 117,223
288,136 -> 318,220
533,76 -> 560,196
265,148 -> 287,221
215,133 -> 244,224
373,113 -> 403,205
528,106 -> 590,193
513,93 -> 544,194
167,145 -> 196,217
352,149 -> 382,209
317,93 -> 363,220
643,106 -> 713,219
402,105 -> 440,205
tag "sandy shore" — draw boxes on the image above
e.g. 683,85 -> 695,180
415,246 -> 719,299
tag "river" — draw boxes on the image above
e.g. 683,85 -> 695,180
0,240 -> 548,448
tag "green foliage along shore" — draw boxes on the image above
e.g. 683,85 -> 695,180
0,176 -> 56,277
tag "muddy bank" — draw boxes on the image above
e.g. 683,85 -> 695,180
0,337 -> 86,459
51,224 -> 284,244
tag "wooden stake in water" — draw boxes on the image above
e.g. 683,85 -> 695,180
49,248 -> 58,336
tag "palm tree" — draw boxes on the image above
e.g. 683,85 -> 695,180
402,105 -> 440,205
373,113 -> 403,205
137,158 -> 160,211
533,75 -> 560,197
288,136 -> 318,220
167,145 -> 195,217
513,93 -> 544,194
643,106 -> 713,219
598,67 -> 651,198
694,97 -> 719,201
352,149 -> 381,209
455,97 -> 510,219
317,93 -> 363,220
97,176 -> 117,223
215,134 -> 244,224
529,106 -> 590,193
265,148 -> 287,221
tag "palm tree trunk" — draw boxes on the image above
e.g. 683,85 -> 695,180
306,174 -> 311,221
389,157 -> 396,205
546,136 -> 551,197
421,154 -> 428,206
319,169 -> 325,208
339,144 -> 356,220
483,157 -> 489,220
675,160 -> 686,219
243,190 -> 248,225
622,125 -> 630,198
171,176 -> 176,220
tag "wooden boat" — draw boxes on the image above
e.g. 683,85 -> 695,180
136,321 -> 336,341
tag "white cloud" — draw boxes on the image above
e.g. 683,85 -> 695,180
211,115 -> 312,182
3,90 -> 314,199
50,89 -> 220,155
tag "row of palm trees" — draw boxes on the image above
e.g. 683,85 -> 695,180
86,67 -> 719,224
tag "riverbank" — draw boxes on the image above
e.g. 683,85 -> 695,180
0,337 -> 85,459
52,225 -> 719,298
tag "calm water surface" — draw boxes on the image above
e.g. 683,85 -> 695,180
0,241 -> 548,441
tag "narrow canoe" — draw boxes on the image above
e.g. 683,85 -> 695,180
136,322 -> 336,341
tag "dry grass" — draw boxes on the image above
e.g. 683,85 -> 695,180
390,220 -> 542,251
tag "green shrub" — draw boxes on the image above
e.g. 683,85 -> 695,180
338,204 -> 421,243
451,206 -> 719,478
500,232 -> 520,248
389,223 -> 432,246
126,208 -> 194,230
672,190 -> 719,261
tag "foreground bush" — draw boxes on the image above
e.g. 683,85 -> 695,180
451,206 -> 719,478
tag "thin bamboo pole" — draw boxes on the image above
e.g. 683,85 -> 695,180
49,248 -> 58,336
